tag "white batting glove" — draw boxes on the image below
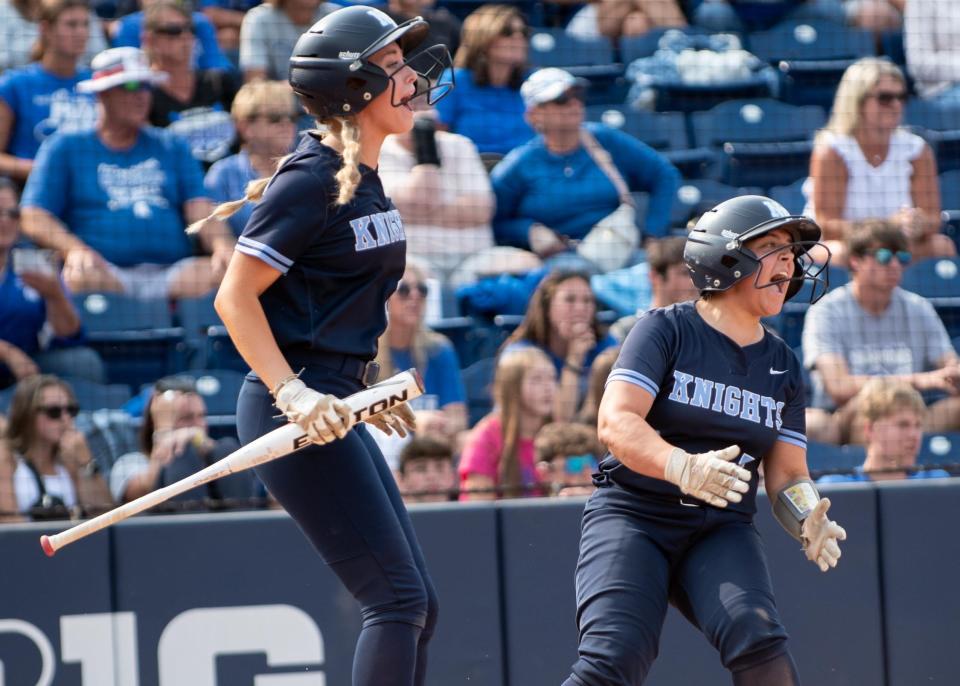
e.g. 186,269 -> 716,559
366,403 -> 416,438
274,378 -> 353,445
663,445 -> 751,508
800,498 -> 847,572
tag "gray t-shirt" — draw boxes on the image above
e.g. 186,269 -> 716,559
239,3 -> 337,80
801,284 -> 955,409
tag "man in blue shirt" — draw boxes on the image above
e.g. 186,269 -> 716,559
20,47 -> 235,300
491,68 -> 680,256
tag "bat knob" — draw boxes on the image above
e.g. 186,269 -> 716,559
40,535 -> 56,557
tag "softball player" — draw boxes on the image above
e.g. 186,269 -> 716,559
195,7 -> 452,685
563,196 -> 848,686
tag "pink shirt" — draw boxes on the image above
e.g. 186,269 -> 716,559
458,414 -> 539,499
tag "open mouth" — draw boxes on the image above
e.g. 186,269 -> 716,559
768,270 -> 792,294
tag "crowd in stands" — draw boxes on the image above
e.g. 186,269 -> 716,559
1,0 -> 958,518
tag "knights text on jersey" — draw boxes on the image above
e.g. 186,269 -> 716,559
602,301 -> 807,514
236,133 -> 406,360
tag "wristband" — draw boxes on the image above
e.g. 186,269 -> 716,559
772,478 -> 820,541
563,360 -> 584,374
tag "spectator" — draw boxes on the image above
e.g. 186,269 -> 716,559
904,0 -> 960,103
20,47 -> 235,299
846,0 -> 904,35
434,4 -> 534,155
0,415 -> 21,521
384,0 -> 461,57
804,57 -> 956,264
7,374 -> 111,518
566,0 -> 688,42
609,235 -> 699,342
374,260 -> 467,441
503,269 -> 618,423
378,98 -> 498,281
802,220 -> 960,444
492,68 -> 680,262
109,375 -> 259,505
459,346 -> 557,500
198,0 -> 260,59
686,0 -> 846,32
818,378 -> 950,483
0,177 -> 105,389
203,80 -> 298,237
534,421 -> 602,497
397,434 -> 457,503
0,0 -> 99,183
0,0 -> 107,72
143,0 -> 240,165
112,0 -> 233,72
239,0 -> 337,82
576,345 -> 619,426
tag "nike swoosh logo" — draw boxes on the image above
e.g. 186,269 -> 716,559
769,368 -> 788,375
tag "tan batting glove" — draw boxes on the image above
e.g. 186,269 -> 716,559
663,445 -> 751,508
366,402 -> 416,438
274,378 -> 353,445
800,498 -> 847,572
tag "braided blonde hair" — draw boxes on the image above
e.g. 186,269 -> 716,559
186,117 -> 364,235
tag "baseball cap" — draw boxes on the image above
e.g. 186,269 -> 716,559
77,47 -> 169,94
520,68 -> 588,109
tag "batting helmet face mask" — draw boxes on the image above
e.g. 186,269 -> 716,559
683,195 -> 830,304
288,6 -> 454,119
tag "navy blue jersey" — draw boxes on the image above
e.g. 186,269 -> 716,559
603,301 -> 806,514
236,133 -> 406,361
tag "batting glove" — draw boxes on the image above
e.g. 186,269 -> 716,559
800,498 -> 847,572
366,402 -> 416,438
274,378 -> 353,445
663,445 -> 751,508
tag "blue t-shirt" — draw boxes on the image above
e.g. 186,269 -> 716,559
236,134 -> 406,361
113,11 -> 233,72
198,0 -> 259,10
390,338 -> 466,411
204,150 -> 255,237
818,466 -> 951,483
0,64 -> 97,159
491,122 -> 680,247
605,301 -> 807,514
434,68 -> 533,155
22,127 -> 206,267
0,264 -> 46,354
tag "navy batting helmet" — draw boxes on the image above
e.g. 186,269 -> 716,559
289,6 -> 453,119
683,195 -> 829,303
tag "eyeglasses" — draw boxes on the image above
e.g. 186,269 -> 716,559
247,112 -> 298,124
37,404 -> 80,420
396,281 -> 428,298
500,23 -> 530,38
152,23 -> 193,36
869,91 -> 907,106
871,248 -> 912,266
119,81 -> 151,93
547,91 -> 581,106
0,207 -> 19,220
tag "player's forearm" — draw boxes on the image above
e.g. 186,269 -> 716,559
598,409 -> 675,479
20,208 -> 87,256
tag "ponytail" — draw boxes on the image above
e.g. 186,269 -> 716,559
185,116 -> 364,235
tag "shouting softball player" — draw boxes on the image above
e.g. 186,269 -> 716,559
563,196 -> 848,686
193,7 -> 452,685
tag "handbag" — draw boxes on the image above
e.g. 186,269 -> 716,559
576,129 -> 640,272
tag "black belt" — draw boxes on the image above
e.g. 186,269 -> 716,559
291,352 -> 380,386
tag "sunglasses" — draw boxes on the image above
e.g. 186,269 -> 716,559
547,91 -> 581,106
500,23 -> 530,38
870,91 -> 907,106
247,112 -> 297,124
564,454 -> 596,476
396,281 -> 428,298
119,81 -> 151,93
0,207 -> 19,219
152,23 -> 193,36
871,248 -> 912,266
38,404 -> 79,420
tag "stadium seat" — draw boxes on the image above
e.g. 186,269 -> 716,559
0,386 -> 13,413
175,293 -> 223,369
205,325 -> 246,372
905,99 -> 960,173
73,292 -> 187,391
189,369 -> 246,417
691,99 -> 826,188
769,177 -> 808,214
618,26 -> 715,64
61,377 -> 132,411
462,356 -> 496,428
528,29 -> 626,105
880,29 -> 906,66
806,441 -> 866,476
901,257 -> 960,298
940,170 -> 960,212
666,179 -> 765,229
748,20 -> 875,63
431,316 -> 487,369
652,77 -> 773,114
916,432 -> 960,470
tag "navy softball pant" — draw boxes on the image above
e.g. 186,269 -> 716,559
236,367 -> 438,686
564,479 -> 798,686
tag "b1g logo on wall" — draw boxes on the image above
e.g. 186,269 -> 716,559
0,605 -> 326,685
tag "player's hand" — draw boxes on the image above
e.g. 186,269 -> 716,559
366,402 -> 416,438
663,445 -> 751,508
801,497 -> 847,572
274,379 -> 353,445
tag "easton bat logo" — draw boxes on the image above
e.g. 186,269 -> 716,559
290,389 -> 411,451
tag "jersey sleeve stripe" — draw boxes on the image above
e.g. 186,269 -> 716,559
777,435 -> 807,450
237,236 -> 293,268
780,427 -> 806,442
606,369 -> 659,397
236,241 -> 291,274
